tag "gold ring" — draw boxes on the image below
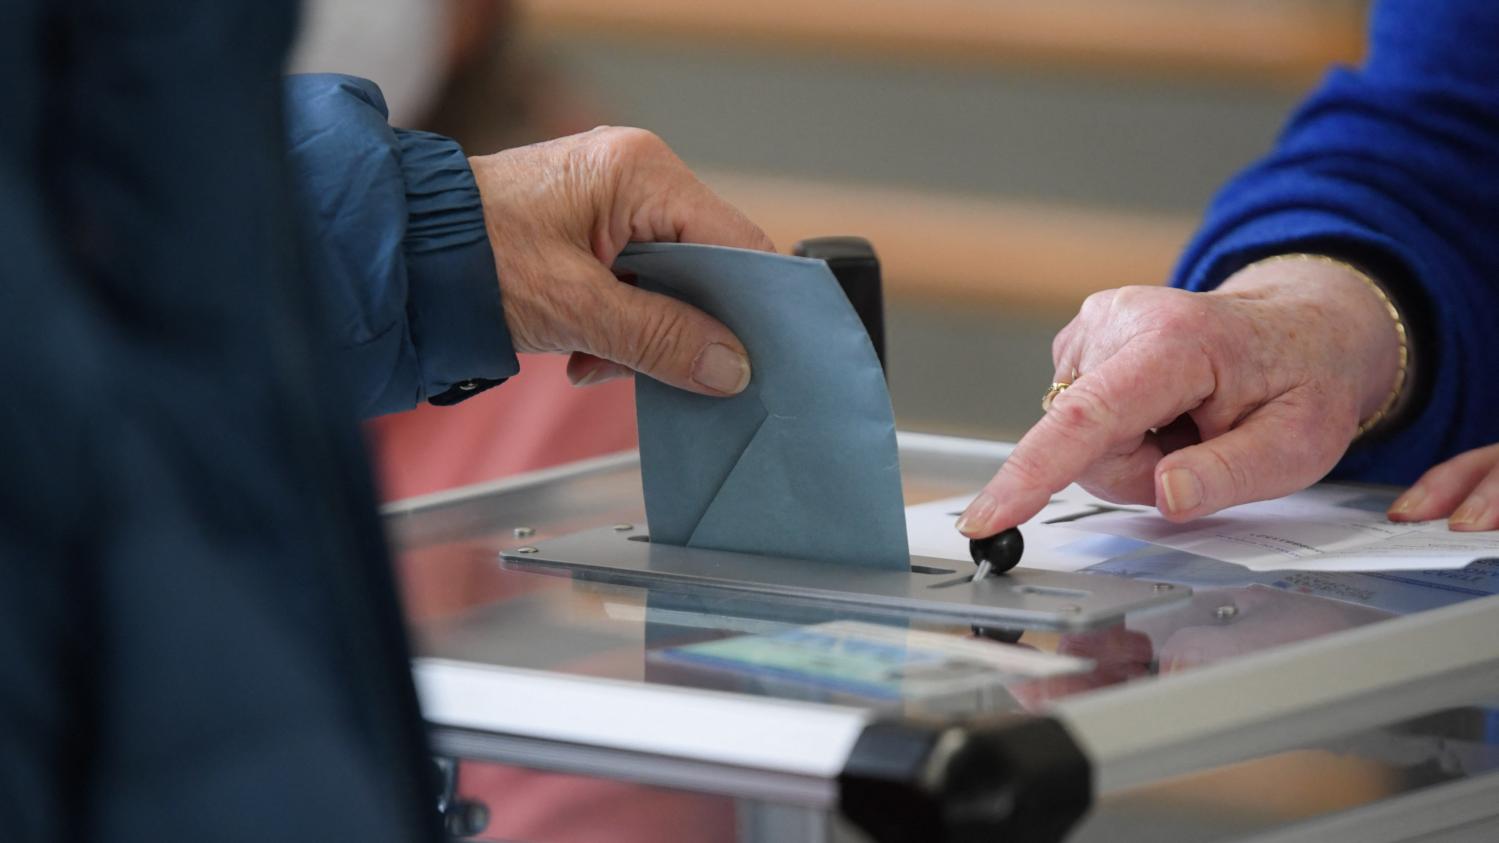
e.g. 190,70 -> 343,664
1041,368 -> 1078,412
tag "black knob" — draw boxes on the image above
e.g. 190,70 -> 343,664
969,527 -> 1024,575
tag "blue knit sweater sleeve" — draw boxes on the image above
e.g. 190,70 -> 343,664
283,74 -> 520,418
1170,0 -> 1499,484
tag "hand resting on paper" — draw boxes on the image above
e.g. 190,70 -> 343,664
1390,443 -> 1499,531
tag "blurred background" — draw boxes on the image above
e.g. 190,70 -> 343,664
291,0 -> 1369,499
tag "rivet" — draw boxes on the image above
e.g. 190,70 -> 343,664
515,546 -> 539,554
512,526 -> 535,539
1153,583 -> 1175,592
612,523 -> 634,532
1059,604 -> 1083,614
1215,604 -> 1239,620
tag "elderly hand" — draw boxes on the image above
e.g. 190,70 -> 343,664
469,127 -> 774,395
1389,443 -> 1499,530
958,256 -> 1405,537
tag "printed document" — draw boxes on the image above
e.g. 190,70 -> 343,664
1063,484 -> 1499,572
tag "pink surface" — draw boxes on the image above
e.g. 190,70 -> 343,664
365,353 -> 638,501
376,355 -> 737,839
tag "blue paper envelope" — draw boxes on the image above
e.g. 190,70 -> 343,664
615,242 -> 910,570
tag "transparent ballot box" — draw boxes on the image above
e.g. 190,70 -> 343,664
387,433 -> 1499,843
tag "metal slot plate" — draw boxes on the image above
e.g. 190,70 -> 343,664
502,527 -> 1190,631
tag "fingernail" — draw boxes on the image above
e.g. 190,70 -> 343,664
1388,487 -> 1425,518
692,343 -> 751,394
1160,468 -> 1203,515
1450,496 -> 1488,529
956,493 -> 998,535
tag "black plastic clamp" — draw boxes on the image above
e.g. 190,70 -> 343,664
838,715 -> 1092,843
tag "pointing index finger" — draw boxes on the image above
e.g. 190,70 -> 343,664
957,345 -> 1212,537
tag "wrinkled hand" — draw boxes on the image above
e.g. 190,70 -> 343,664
958,257 -> 1404,537
1390,443 -> 1499,530
469,127 -> 775,394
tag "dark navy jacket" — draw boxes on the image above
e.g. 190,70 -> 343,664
1172,0 -> 1499,484
283,74 -> 519,417
0,3 -> 494,841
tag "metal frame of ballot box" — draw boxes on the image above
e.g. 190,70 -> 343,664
386,434 -> 1499,843
499,526 -> 1191,631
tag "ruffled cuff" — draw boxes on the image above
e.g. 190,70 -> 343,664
397,128 -> 519,404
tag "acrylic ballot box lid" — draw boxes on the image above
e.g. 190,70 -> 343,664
386,433 -> 1499,843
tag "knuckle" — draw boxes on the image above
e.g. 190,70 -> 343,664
629,306 -> 692,374
598,126 -> 667,161
572,127 -> 672,188
1150,298 -> 1206,337
1078,290 -> 1115,320
1152,309 -> 1192,337
1049,385 -> 1114,436
1051,323 -> 1078,367
1108,285 -> 1146,309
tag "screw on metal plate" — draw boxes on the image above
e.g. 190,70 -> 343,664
1153,583 -> 1175,592
513,526 -> 535,539
515,546 -> 539,554
1215,604 -> 1239,621
612,523 -> 634,532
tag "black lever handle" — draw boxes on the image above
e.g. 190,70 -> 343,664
793,236 -> 887,373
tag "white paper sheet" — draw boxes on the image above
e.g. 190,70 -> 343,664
905,486 -> 1152,573
1062,484 -> 1499,572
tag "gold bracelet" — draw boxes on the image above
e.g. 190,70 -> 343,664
1244,253 -> 1410,439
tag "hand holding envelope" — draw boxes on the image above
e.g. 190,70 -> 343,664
616,243 -> 910,570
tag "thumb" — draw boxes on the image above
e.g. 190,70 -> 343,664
582,269 -> 752,397
1154,401 -> 1346,521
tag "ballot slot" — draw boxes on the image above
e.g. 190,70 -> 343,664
501,526 -> 1191,631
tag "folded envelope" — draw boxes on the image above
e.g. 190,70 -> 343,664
616,242 -> 910,570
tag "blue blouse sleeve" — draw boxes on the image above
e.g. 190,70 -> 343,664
283,74 -> 519,418
1169,0 -> 1499,484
